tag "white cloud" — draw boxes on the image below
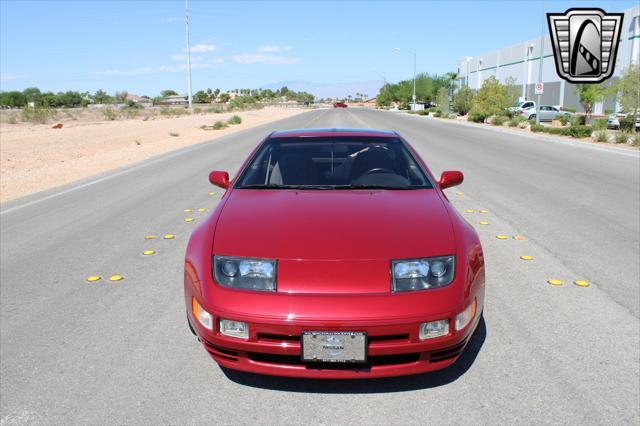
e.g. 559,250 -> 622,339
91,63 -> 217,77
189,43 -> 217,52
231,53 -> 300,65
257,45 -> 292,53
0,73 -> 26,82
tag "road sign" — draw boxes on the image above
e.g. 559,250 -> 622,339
535,83 -> 544,95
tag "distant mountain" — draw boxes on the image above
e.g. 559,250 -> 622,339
262,80 -> 383,99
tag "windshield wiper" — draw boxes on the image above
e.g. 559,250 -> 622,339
238,184 -> 336,190
332,184 -> 412,190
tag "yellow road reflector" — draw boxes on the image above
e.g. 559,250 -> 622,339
520,255 -> 533,261
479,209 -> 489,213
109,275 -> 124,282
208,191 -> 215,196
163,234 -> 175,239
496,235 -> 508,240
183,209 -> 192,213
574,280 -> 590,287
547,279 -> 563,286
144,235 -> 157,240
465,209 -> 475,213
86,276 -> 101,282
197,208 -> 206,212
184,217 -> 194,222
455,192 -> 464,196
513,235 -> 525,241
143,250 -> 155,256
479,221 -> 490,225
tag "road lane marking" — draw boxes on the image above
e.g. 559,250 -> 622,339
574,280 -> 590,287
479,221 -> 490,225
547,279 -> 563,286
86,276 -> 101,282
520,255 -> 533,261
183,209 -> 192,212
184,218 -> 194,222
109,275 -> 124,282
496,235 -> 508,239
513,235 -> 525,240
163,234 -> 175,239
144,235 -> 157,240
142,250 -> 156,256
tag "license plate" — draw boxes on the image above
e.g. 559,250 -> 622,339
301,331 -> 367,363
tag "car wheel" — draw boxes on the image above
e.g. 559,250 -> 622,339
530,114 -> 536,121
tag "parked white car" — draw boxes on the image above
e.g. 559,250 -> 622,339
520,105 -> 570,122
608,111 -> 640,130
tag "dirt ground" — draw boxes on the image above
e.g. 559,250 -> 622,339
0,107 -> 308,203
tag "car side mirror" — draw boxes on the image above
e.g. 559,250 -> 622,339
438,171 -> 464,190
209,171 -> 230,189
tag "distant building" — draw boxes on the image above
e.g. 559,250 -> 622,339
457,6 -> 639,113
161,95 -> 188,106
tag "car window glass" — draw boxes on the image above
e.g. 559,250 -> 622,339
237,137 -> 432,189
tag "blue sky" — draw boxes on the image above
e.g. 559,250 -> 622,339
0,0 -> 636,98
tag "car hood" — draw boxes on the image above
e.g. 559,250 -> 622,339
212,189 -> 457,294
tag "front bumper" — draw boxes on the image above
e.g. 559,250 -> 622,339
187,297 -> 483,379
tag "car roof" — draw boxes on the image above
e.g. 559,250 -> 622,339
270,128 -> 398,139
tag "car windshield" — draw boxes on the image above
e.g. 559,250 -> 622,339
235,136 -> 433,189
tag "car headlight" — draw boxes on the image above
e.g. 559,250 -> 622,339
213,255 -> 276,291
391,256 -> 455,292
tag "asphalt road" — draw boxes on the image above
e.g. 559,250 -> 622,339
1,108 -> 639,425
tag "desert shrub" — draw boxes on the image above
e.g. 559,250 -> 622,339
633,133 -> 640,146
557,114 -> 572,126
571,115 -> 586,126
433,110 -> 442,118
168,132 -> 179,137
592,118 -> 608,130
453,86 -> 474,116
619,118 -> 636,132
508,116 -> 525,127
564,125 -> 593,138
21,107 -> 57,124
467,110 -> 486,123
206,106 -> 224,113
212,120 -> 228,130
102,107 -> 119,120
160,107 -> 189,117
125,100 -> 143,109
562,107 -> 576,113
447,113 -> 458,119
5,112 -> 18,124
547,127 -> 565,135
490,115 -> 508,126
530,124 -> 545,133
517,121 -> 529,129
594,130 -> 609,142
416,109 -> 429,116
615,132 -> 629,144
228,115 -> 242,125
193,107 -> 202,114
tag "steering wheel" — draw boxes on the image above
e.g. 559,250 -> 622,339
364,167 -> 395,176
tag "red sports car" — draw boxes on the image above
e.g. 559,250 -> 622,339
333,102 -> 348,108
184,128 -> 485,379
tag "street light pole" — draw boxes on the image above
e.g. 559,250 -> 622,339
394,48 -> 417,110
535,2 -> 546,125
185,0 -> 193,108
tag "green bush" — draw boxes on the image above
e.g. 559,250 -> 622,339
562,107 -> 577,113
416,109 -> 429,116
125,99 -> 143,109
547,127 -> 565,135
634,133 -> 640,146
557,115 -> 572,126
228,115 -> 242,125
433,110 -> 442,118
508,116 -> 525,127
592,118 -> 608,130
530,124 -> 545,133
564,125 -> 593,138
594,130 -> 609,142
467,110 -> 487,123
604,109 -> 614,115
212,120 -> 228,130
490,115 -> 508,126
447,113 -> 458,119
571,115 -> 586,126
615,132 -> 629,144
619,118 -> 636,132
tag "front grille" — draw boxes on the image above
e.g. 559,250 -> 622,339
429,341 -> 466,362
247,352 -> 421,369
256,332 -> 411,344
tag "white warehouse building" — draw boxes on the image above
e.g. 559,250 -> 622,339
457,6 -> 639,113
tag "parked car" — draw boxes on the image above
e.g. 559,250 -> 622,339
185,129 -> 485,379
608,110 -> 640,130
520,105 -> 570,122
507,100 -> 536,114
333,102 -> 348,108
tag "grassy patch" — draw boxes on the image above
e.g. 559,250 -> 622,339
228,115 -> 242,125
212,120 -> 228,130
594,130 -> 609,142
615,132 -> 629,144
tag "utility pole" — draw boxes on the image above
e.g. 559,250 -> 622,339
185,0 -> 193,108
535,2 -> 546,124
